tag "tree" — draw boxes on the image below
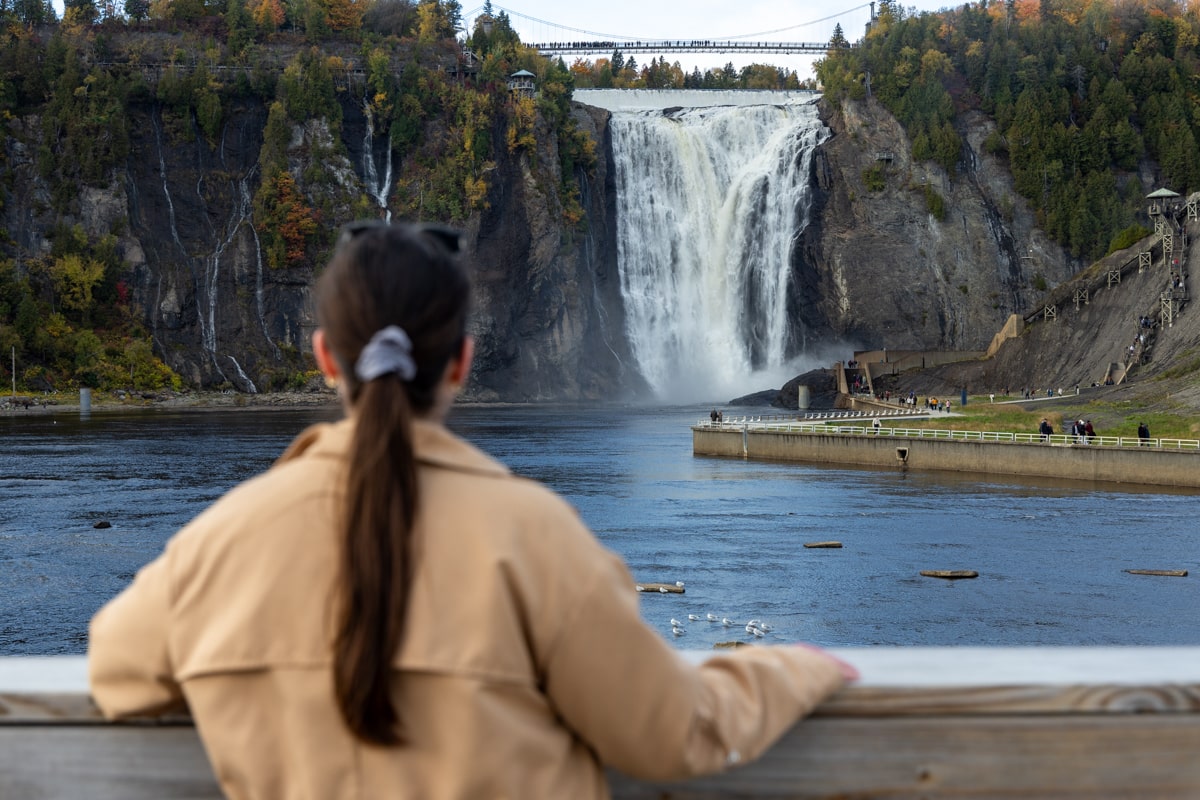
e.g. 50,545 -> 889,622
49,253 -> 105,315
416,0 -> 452,41
14,0 -> 53,24
124,0 -> 149,20
830,23 -> 848,49
251,0 -> 284,30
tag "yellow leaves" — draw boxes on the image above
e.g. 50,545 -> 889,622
49,254 -> 105,313
44,312 -> 72,341
463,174 -> 489,210
250,0 -> 284,30
325,0 -> 363,32
506,94 -> 537,155
921,49 -> 953,78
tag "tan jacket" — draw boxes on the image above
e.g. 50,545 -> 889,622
89,418 -> 846,800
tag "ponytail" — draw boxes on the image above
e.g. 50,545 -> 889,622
316,222 -> 469,746
332,377 -> 418,745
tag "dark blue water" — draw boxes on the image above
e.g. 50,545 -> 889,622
3,405 -> 1198,654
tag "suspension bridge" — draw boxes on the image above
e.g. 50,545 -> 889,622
461,4 -> 873,59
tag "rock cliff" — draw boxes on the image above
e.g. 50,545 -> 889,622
3,84 -> 640,401
795,96 -> 1079,352
2,82 -> 1100,402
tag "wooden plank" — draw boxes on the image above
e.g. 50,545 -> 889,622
608,715 -> 1200,798
803,541 -> 843,548
2,715 -> 1198,799
1125,569 -> 1188,577
634,582 -> 684,593
920,570 -> 979,579
2,650 -> 1200,797
0,727 -> 220,800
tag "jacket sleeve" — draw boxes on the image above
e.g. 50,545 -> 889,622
540,550 -> 847,781
88,552 -> 186,719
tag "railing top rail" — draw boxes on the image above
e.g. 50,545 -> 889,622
5,649 -> 1200,697
694,420 -> 1200,450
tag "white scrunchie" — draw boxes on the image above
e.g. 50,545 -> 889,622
355,325 -> 417,383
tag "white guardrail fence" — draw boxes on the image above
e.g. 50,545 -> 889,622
698,414 -> 1200,451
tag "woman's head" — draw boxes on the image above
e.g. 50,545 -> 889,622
315,221 -> 470,746
315,221 -> 471,412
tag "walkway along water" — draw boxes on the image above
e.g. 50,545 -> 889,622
693,417 -> 1200,489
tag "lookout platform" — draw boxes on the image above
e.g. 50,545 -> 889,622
2,649 -> 1198,797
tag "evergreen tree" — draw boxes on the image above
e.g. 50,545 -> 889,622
830,23 -> 848,49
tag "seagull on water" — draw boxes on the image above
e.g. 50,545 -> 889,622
722,617 -> 736,626
706,613 -> 719,622
670,618 -> 683,627
745,623 -> 765,638
687,614 -> 701,621
672,625 -> 685,636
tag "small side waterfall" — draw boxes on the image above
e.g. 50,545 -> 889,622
604,93 -> 829,402
362,100 -> 393,220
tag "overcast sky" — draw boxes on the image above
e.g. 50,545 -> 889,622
467,0 -> 956,77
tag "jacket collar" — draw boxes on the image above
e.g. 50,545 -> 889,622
276,415 -> 510,479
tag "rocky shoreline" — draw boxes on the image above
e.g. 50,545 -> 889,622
0,389 -> 340,416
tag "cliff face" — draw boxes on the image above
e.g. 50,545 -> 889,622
463,102 -> 641,401
3,88 -> 638,401
3,85 -> 1096,402
796,97 -> 1079,352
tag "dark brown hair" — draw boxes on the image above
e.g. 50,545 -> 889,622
315,221 -> 470,745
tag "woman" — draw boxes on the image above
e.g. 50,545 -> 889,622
89,221 -> 854,799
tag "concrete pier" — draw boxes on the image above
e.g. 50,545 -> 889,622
693,422 -> 1200,488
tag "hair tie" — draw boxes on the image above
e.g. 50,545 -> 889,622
355,326 -> 417,383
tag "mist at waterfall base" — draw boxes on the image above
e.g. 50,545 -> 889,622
3,406 -> 1198,655
596,91 -> 838,404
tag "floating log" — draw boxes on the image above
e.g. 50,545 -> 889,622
1125,569 -> 1188,577
804,541 -> 843,548
921,570 -> 979,580
634,582 -> 685,594
713,641 -> 750,649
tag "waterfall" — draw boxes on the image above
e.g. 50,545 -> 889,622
605,93 -> 829,402
362,100 -> 393,220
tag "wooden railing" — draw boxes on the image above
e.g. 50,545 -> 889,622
3,649 -> 1199,798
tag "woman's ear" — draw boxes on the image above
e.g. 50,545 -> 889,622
447,336 -> 474,388
312,329 -> 340,381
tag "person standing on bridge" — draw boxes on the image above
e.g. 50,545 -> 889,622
88,220 -> 856,800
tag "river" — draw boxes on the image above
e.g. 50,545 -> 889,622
2,405 -> 1198,655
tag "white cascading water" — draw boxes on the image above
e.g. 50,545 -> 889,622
602,91 -> 829,402
362,100 -> 393,221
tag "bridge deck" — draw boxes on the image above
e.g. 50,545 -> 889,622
531,40 -> 844,56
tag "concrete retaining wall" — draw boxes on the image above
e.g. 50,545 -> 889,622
693,428 -> 1200,488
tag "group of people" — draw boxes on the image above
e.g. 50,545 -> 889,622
1069,419 -> 1096,444
1039,418 -> 1152,445
709,408 -> 725,423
